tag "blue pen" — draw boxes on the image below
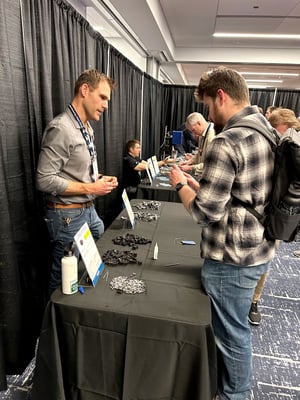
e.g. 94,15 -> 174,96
79,286 -> 85,294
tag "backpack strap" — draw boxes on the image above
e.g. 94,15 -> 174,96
229,119 -> 279,147
231,196 -> 265,224
229,123 -> 278,224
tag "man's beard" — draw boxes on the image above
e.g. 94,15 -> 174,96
213,123 -> 224,135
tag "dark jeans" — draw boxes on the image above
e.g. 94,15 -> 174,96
201,259 -> 269,400
44,205 -> 104,294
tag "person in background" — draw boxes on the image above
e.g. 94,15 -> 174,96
182,124 -> 198,153
268,108 -> 300,211
248,103 -> 278,323
122,139 -> 173,199
173,123 -> 198,155
265,105 -> 278,120
169,66 -> 277,400
36,69 -> 118,294
249,107 -> 300,325
269,107 -> 300,134
178,112 -> 215,177
257,106 -> 264,114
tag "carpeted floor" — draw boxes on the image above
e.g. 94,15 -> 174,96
250,239 -> 300,400
1,240 -> 299,400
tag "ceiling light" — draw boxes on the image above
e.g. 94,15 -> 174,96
246,79 -> 283,83
213,33 -> 300,39
241,72 -> 299,77
248,85 -> 268,89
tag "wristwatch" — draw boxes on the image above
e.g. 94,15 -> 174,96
175,182 -> 188,192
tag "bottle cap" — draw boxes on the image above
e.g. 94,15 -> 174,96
64,241 -> 75,256
64,249 -> 74,256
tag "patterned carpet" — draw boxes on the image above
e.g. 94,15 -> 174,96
1,240 -> 299,400
250,239 -> 300,400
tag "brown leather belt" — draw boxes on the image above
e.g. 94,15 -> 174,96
47,201 -> 94,209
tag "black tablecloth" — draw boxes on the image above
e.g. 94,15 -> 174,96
32,201 -> 217,400
138,174 -> 180,203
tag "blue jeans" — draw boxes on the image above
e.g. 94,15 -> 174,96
201,259 -> 270,400
44,206 -> 104,294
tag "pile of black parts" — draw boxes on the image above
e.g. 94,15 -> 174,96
102,233 -> 152,265
102,249 -> 141,265
112,233 -> 152,247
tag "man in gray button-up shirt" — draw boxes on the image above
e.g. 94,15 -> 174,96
36,69 -> 118,294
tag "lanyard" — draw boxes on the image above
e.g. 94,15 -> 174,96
68,104 -> 95,158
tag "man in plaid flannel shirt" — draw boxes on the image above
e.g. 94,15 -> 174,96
169,66 -> 277,400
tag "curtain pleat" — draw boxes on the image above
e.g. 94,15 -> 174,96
142,73 -> 164,158
250,89 -> 276,113
0,0 -> 49,376
274,90 -> 300,114
95,48 -> 144,224
162,85 -> 207,132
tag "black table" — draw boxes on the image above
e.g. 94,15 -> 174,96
138,169 -> 180,202
32,201 -> 217,400
138,165 -> 198,203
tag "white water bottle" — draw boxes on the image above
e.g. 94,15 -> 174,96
61,246 -> 78,295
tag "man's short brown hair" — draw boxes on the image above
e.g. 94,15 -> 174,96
74,69 -> 116,95
195,66 -> 249,104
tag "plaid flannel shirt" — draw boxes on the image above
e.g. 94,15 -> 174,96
190,106 -> 276,266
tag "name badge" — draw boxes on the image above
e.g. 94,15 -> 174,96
92,157 -> 99,182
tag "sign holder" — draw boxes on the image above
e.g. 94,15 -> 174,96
74,222 -> 104,287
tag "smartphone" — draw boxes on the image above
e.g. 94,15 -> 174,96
181,240 -> 196,245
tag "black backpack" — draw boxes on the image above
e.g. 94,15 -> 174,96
232,126 -> 300,242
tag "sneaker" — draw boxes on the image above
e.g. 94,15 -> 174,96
248,302 -> 261,325
293,250 -> 300,258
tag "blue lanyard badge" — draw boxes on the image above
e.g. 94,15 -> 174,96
68,104 -> 98,181
68,104 -> 95,157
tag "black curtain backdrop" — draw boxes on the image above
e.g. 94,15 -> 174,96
1,0 -> 300,379
274,90 -> 300,115
0,0 -> 48,379
249,89 -> 300,115
249,89 -> 276,113
142,73 -> 165,158
162,85 -> 207,133
97,48 -> 144,222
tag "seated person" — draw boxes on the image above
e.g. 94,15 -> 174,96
122,139 -> 172,199
179,112 -> 215,177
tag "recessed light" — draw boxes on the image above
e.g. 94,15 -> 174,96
241,72 -> 299,77
246,79 -> 283,83
213,33 -> 300,39
248,85 -> 268,89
